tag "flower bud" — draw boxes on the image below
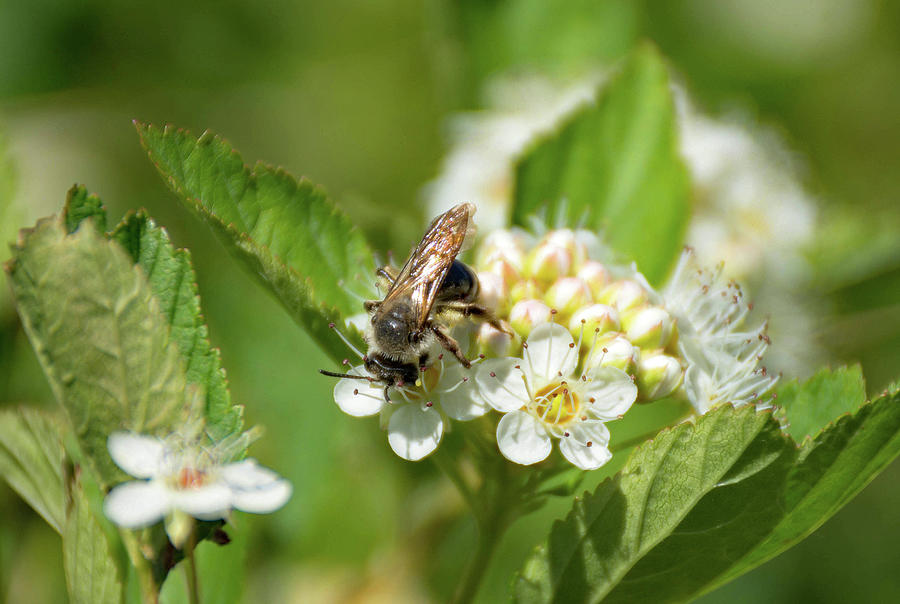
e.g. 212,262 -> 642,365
544,277 -> 592,318
509,279 -> 541,303
621,306 -> 676,349
476,270 -> 507,314
636,352 -> 684,401
476,322 -> 516,357
598,279 -> 648,311
568,304 -> 620,339
509,299 -> 552,337
481,256 -> 521,290
577,261 -> 611,299
477,228 -> 531,272
583,332 -> 640,375
528,243 -> 573,283
541,229 -> 588,266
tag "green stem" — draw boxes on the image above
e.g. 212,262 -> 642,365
184,532 -> 200,604
120,531 -> 158,604
432,447 -> 478,511
451,512 -> 506,604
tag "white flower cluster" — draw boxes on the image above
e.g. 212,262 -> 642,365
424,72 -> 820,376
330,225 -> 777,470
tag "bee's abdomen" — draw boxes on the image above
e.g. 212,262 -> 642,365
438,260 -> 478,303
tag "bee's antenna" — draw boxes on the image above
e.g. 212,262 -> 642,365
318,369 -> 378,382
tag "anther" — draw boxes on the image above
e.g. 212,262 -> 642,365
581,416 -> 587,421
328,322 -> 336,328
342,358 -> 349,365
353,389 -> 359,395
589,397 -> 595,403
586,441 -> 593,447
426,401 -> 433,407
564,432 -> 570,437
490,371 -> 497,378
568,342 -> 575,348
479,353 -> 486,359
438,353 -> 444,360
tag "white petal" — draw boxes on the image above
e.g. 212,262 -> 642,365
107,432 -> 165,479
437,364 -> 489,421
103,480 -> 170,528
475,358 -> 530,413
524,323 -> 577,381
387,404 -> 444,461
223,460 -> 293,513
496,411 -> 552,466
171,482 -> 233,520
559,421 -> 612,470
333,365 -> 385,417
583,366 -> 638,421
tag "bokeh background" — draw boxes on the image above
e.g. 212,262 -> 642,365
2,1 -> 899,602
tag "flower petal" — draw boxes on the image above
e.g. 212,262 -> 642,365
437,364 -> 489,421
496,411 -> 552,466
558,421 -> 612,470
583,366 -> 638,421
524,323 -> 577,381
103,480 -> 170,528
107,432 -> 165,479
333,365 -> 385,417
223,460 -> 292,514
475,358 -> 530,413
387,404 -> 444,461
171,482 -> 233,520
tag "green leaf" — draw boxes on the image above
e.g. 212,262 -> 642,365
0,407 -> 67,533
62,185 -> 243,441
511,43 -> 689,285
64,473 -> 124,604
6,218 -> 187,485
135,122 -> 375,363
0,128 -> 21,316
514,405 -> 793,603
514,373 -> 900,603
110,211 -> 243,441
64,185 -> 107,234
776,365 -> 866,443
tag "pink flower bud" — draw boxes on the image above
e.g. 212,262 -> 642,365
509,299 -> 553,337
577,261 -> 611,299
636,352 -> 684,401
583,332 -> 640,374
545,277 -> 592,318
568,304 -> 620,338
598,279 -> 648,311
621,306 -> 676,349
528,244 -> 573,283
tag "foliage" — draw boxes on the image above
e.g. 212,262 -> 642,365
514,373 -> 900,602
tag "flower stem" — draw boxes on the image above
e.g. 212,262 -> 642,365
184,532 -> 200,604
451,510 -> 506,604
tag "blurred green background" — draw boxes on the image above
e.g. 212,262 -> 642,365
1,0 -> 899,602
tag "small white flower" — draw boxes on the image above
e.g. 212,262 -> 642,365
476,323 -> 637,470
332,355 -> 488,461
103,431 -> 292,541
663,249 -> 778,413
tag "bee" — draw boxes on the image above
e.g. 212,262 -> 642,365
321,203 -> 508,400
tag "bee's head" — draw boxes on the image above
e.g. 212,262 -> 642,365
373,303 -> 419,356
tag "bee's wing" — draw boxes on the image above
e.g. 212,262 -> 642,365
383,203 -> 475,329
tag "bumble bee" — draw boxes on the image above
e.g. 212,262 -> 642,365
321,203 -> 508,400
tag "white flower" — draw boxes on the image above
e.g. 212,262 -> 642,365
663,249 -> 778,413
103,431 -> 292,540
332,354 -> 488,461
475,323 -> 637,470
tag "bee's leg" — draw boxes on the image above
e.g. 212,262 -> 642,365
375,266 -> 399,293
429,323 -> 472,369
364,300 -> 380,312
446,302 -> 513,336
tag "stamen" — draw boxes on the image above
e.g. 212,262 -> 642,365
328,323 -> 365,359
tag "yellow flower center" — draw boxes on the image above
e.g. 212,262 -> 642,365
532,382 -> 580,426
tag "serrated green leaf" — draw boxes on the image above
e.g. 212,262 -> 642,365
61,185 -> 243,441
776,365 -> 866,443
136,122 -> 375,363
64,473 -> 124,604
514,405 -> 793,603
711,388 -> 900,593
110,211 -> 243,441
514,371 -> 900,603
6,218 -> 186,485
511,43 -> 689,285
64,185 -> 107,234
0,407 -> 67,533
